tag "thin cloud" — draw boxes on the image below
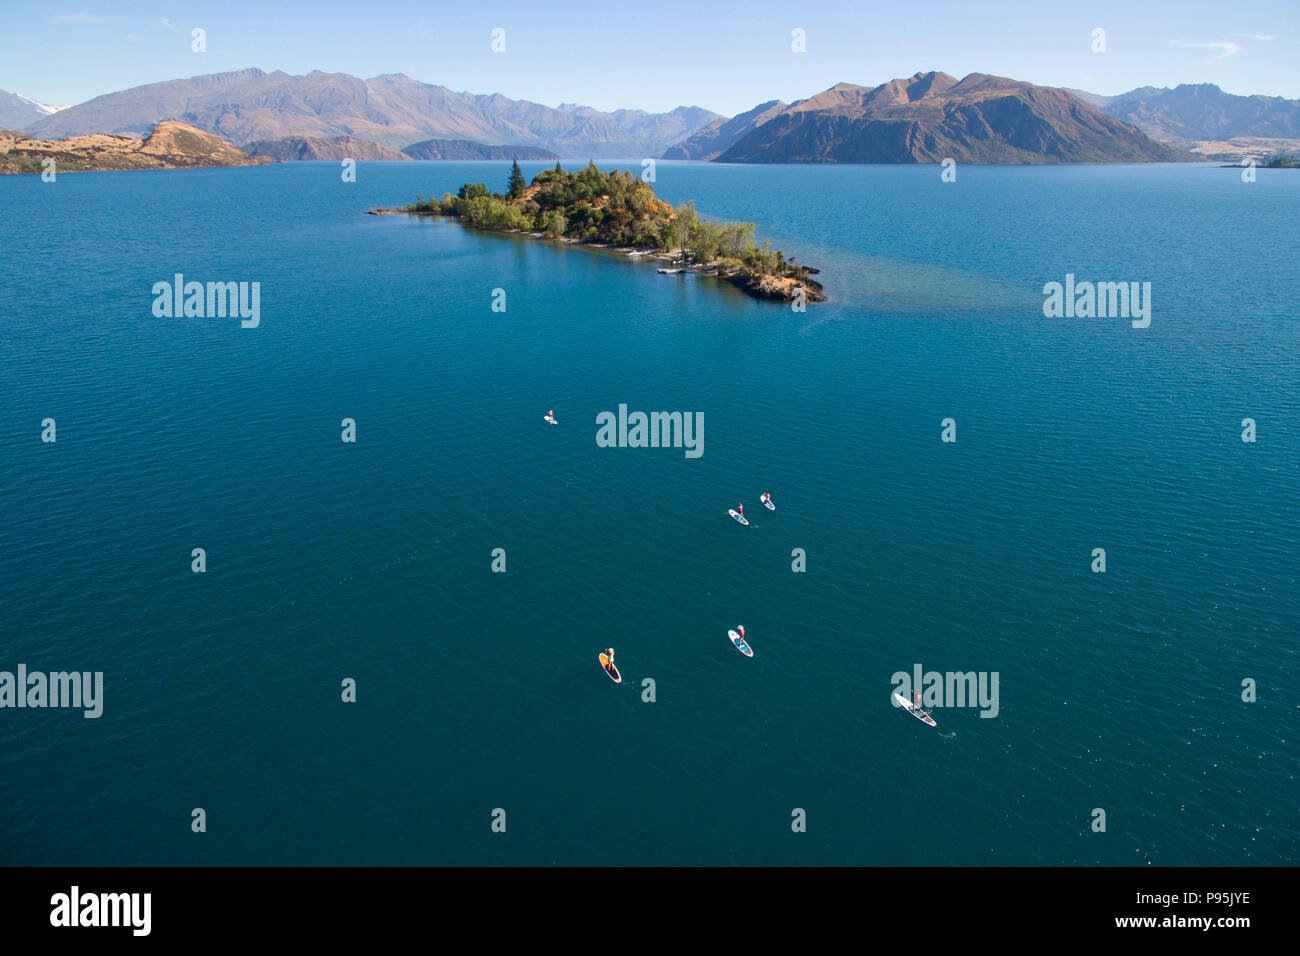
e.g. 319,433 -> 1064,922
1230,33 -> 1278,41
160,18 -> 181,32
1171,39 -> 1241,62
55,13 -> 113,23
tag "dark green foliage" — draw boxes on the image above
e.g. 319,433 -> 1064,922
507,159 -> 527,198
409,162 -> 816,287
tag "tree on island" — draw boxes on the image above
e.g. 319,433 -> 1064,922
507,159 -> 527,199
409,164 -> 819,298
667,201 -> 698,263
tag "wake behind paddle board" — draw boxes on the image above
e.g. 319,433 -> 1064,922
727,629 -> 754,657
728,509 -> 749,526
893,690 -> 937,727
599,653 -> 622,683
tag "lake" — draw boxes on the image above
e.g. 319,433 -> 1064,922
0,159 -> 1295,864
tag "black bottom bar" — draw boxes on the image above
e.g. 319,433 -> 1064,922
0,866 -> 1274,941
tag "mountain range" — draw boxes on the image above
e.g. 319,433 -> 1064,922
662,100 -> 788,160
1066,83 -> 1300,160
0,90 -> 67,129
1068,83 -> 1300,142
5,69 -> 1298,165
669,72 -> 1191,163
15,68 -> 718,158
242,135 -> 558,162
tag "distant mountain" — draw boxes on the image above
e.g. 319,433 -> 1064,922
1,121 -> 265,174
401,139 -> 557,160
24,69 -> 721,158
1082,83 -> 1300,144
708,72 -> 1192,164
0,90 -> 68,129
246,133 -> 559,162
1062,83 -> 1300,160
246,135 -> 410,161
662,100 -> 787,160
1061,89 -> 1113,110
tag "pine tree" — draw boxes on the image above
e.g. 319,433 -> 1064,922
507,159 -> 526,199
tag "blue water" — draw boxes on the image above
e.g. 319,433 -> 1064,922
0,160 -> 1295,865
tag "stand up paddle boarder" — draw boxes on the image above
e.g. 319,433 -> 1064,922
599,647 -> 622,683
737,503 -> 744,521
893,686 -> 937,726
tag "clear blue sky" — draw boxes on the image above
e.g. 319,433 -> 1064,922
3,0 -> 1297,114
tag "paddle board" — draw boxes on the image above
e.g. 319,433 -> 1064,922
893,690 -> 937,727
599,653 -> 622,683
544,415 -> 557,425
761,495 -> 775,511
728,509 -> 749,525
727,629 -> 754,657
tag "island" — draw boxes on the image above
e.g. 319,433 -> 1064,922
374,161 -> 824,304
1218,153 -> 1300,169
1260,154 -> 1299,168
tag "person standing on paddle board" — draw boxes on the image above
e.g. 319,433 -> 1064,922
913,689 -> 923,712
605,648 -> 615,666
737,626 -> 745,640
737,503 -> 744,519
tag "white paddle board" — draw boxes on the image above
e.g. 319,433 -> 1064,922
893,690 -> 937,727
728,509 -> 749,525
727,629 -> 754,657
